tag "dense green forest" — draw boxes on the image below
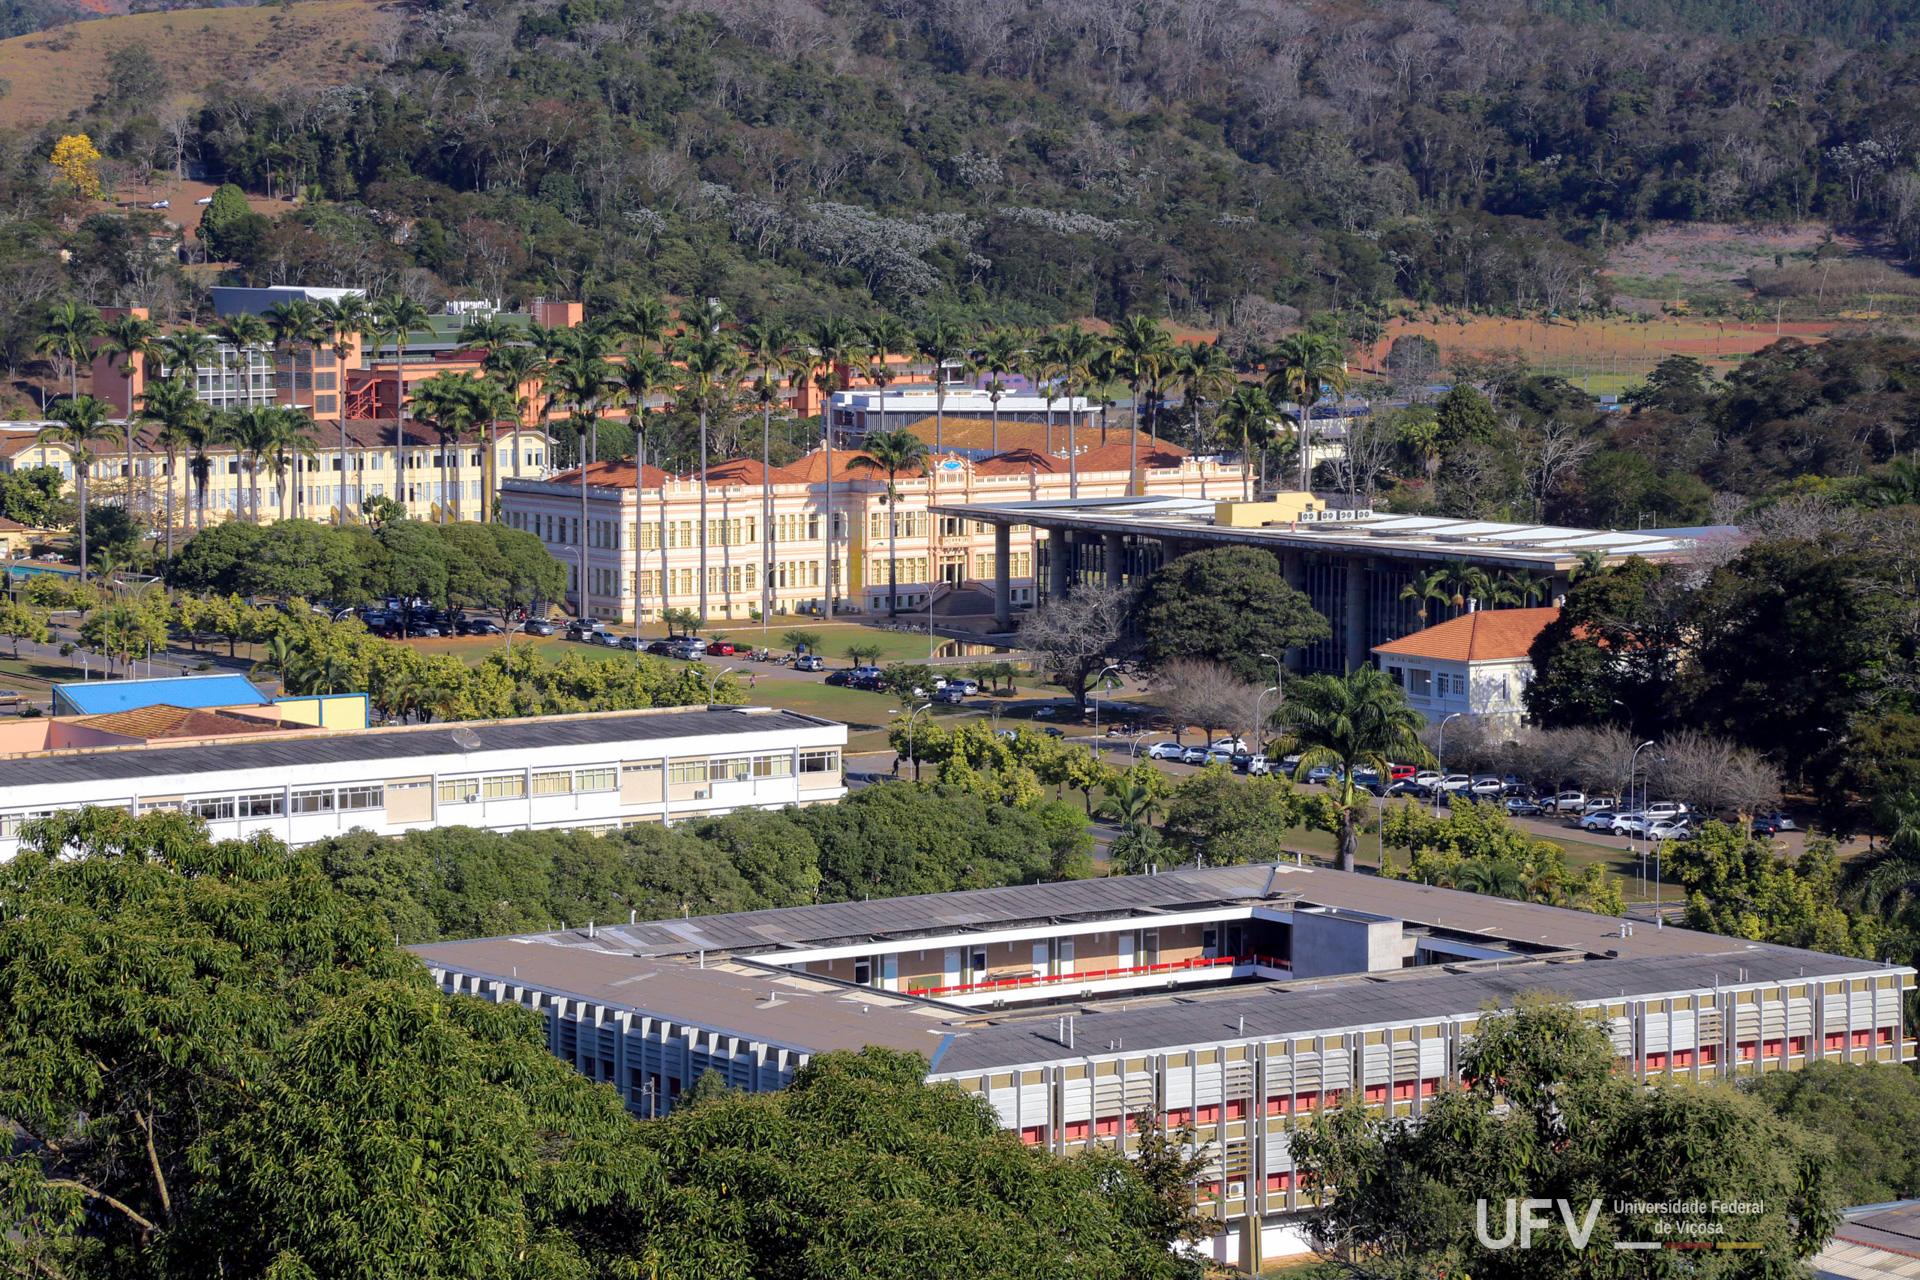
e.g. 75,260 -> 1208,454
12,0 -> 1920,361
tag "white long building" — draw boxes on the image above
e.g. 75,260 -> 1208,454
0,706 -> 846,856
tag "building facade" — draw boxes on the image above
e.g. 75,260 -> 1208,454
0,706 -> 846,858
500,438 -> 1247,622
415,862 -> 1917,1273
1371,607 -> 1558,724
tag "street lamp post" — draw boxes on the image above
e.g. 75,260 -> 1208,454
1252,685 -> 1279,755
1091,663 -> 1122,753
705,664 -> 734,704
890,702 -> 934,780
1434,712 -> 1464,814
1259,651 -> 1284,745
1628,739 -> 1656,891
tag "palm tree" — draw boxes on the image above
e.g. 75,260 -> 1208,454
98,310 -> 159,424
1453,857 -> 1525,899
1096,777 -> 1164,833
184,410 -> 228,533
484,344 -> 549,482
805,318 -> 864,618
912,319 -> 968,453
1846,792 -> 1920,921
1494,569 -> 1550,607
1026,333 -> 1066,456
39,395 -> 116,581
1861,457 -> 1920,508
135,375 -> 202,559
264,299 -> 325,406
466,377 -> 518,523
1214,385 -> 1274,501
613,297 -> 674,353
225,405 -> 284,523
1051,325 -> 1103,499
211,313 -> 272,409
1278,665 -> 1431,872
1267,333 -> 1348,491
1569,547 -> 1609,582
847,427 -> 930,616
977,328 -> 1024,456
740,322 -> 798,633
453,313 -> 516,354
675,334 -> 742,623
373,294 -> 432,511
1175,340 -> 1236,455
549,355 -> 613,615
264,409 -> 317,523
34,300 -> 102,406
677,300 -> 728,343
1111,314 -> 1175,485
863,316 -> 913,435
1399,567 -> 1453,628
318,295 -> 373,520
410,373 -> 485,523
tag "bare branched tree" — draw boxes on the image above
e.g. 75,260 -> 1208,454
1017,582 -> 1135,715
1519,415 -> 1597,522
1151,658 -> 1262,744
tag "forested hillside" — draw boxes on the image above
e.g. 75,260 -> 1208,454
10,0 -> 1920,341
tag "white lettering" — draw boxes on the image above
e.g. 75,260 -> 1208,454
1519,1199 -> 1554,1249
1560,1198 -> 1603,1249
1475,1199 -> 1518,1250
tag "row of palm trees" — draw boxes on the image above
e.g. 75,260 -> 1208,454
33,292 -> 1360,617
1398,563 -> 1553,627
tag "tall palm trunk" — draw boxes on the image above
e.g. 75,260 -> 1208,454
934,381 -> 946,454
697,406 -> 709,624
578,422 -> 590,618
990,392 -> 1001,456
394,339 -> 407,515
1128,379 -> 1140,496
77,466 -> 88,582
123,426 -> 135,520
761,403 -> 772,635
340,418 -> 349,524
164,448 -> 177,558
1067,388 -> 1077,499
886,485 -> 899,616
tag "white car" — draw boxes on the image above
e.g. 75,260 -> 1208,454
1437,774 -> 1473,792
1147,741 -> 1187,761
1580,811 -> 1619,833
1648,820 -> 1692,842
1549,791 -> 1586,813
1245,754 -> 1270,776
1412,771 -> 1443,790
1644,801 -> 1690,820
195,195 -> 215,204
1583,796 -> 1619,814
1211,737 -> 1248,753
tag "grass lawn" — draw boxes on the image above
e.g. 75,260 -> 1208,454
0,656 -> 85,687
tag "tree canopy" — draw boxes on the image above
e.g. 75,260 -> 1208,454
1134,547 -> 1329,683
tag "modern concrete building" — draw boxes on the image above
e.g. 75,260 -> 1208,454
929,491 -> 1727,670
416,861 -> 1916,1272
0,705 -> 845,856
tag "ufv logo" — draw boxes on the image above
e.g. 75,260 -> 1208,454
1475,1199 -> 1604,1250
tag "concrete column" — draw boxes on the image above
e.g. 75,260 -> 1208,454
994,522 -> 1012,628
1344,555 -> 1369,673
1104,532 -> 1124,588
1282,549 -> 1306,672
1048,528 -> 1070,599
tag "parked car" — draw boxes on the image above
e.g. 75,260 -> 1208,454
1548,791 -> 1587,814
1305,763 -> 1339,784
795,654 -> 825,672
1751,815 -> 1792,836
412,625 -> 442,638
1504,795 -> 1545,816
456,618 -> 502,636
933,686 -> 966,704
952,678 -> 980,695
1412,771 -> 1443,791
615,634 -> 643,650
1583,796 -> 1619,814
1180,745 -> 1210,765
1245,754 -> 1271,776
1148,741 -> 1188,761
1206,746 -> 1237,766
1643,801 -> 1690,820
565,621 -> 605,643
1611,815 -> 1655,837
1041,726 -> 1065,738
824,669 -> 854,686
1757,812 -> 1797,831
1648,819 -> 1692,842
1468,774 -> 1504,796
1211,736 -> 1248,753
1385,780 -> 1425,797
1437,774 -> 1473,793
705,640 -> 737,656
1388,764 -> 1417,782
1579,810 -> 1619,833
521,618 -> 555,636
195,195 -> 215,205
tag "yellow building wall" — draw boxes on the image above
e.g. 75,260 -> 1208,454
274,694 -> 370,730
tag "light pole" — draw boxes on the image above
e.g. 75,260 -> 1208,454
1434,711 -> 1463,814
890,701 -> 933,780
1091,663 -> 1121,752
1629,739 -> 1656,891
1259,651 -> 1284,745
1252,685 -> 1279,754
704,664 -> 734,704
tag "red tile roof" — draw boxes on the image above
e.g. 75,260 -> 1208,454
72,704 -> 284,740
546,460 -> 674,488
1371,607 -> 1560,663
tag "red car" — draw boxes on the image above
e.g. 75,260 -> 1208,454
705,640 -> 736,656
1388,764 -> 1416,782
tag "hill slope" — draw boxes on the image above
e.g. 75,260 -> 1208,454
0,0 -> 395,130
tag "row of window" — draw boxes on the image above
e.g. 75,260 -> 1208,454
437,766 -> 618,804
174,785 -> 386,821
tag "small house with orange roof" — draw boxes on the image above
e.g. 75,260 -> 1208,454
1370,607 -> 1560,724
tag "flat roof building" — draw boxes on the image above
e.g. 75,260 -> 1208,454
929,491 -> 1733,669
417,862 -> 1915,1272
0,706 -> 846,855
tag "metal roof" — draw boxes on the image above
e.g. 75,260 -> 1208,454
929,950 -> 1892,1074
411,937 -> 944,1057
928,495 -> 1722,571
538,864 -> 1282,957
0,707 -> 833,788
53,674 -> 267,716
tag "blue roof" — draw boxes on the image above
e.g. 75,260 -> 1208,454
53,674 -> 268,717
